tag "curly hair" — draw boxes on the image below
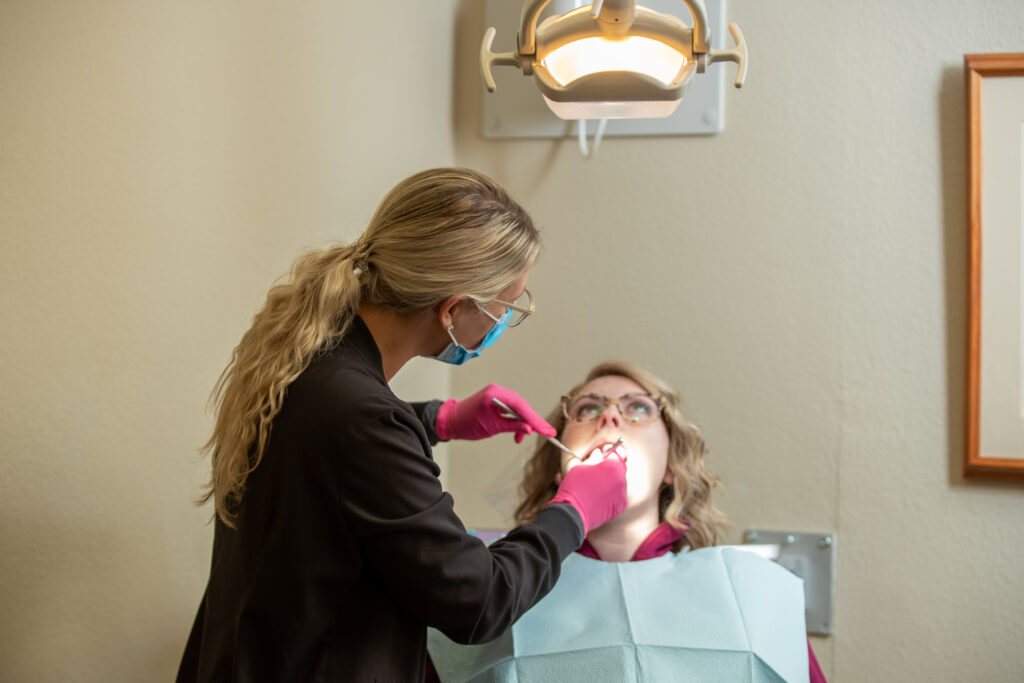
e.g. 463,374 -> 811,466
514,361 -> 729,551
200,168 -> 541,526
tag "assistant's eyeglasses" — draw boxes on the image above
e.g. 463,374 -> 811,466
561,392 -> 665,423
477,288 -> 534,328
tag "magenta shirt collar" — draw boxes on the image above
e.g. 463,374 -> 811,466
577,521 -> 688,562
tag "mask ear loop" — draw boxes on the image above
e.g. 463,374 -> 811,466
445,324 -> 463,349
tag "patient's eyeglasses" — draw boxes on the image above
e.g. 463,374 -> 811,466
479,288 -> 534,327
561,392 -> 665,423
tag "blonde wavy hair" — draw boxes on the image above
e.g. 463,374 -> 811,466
514,362 -> 729,551
201,168 -> 541,525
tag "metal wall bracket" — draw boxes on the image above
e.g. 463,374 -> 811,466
737,529 -> 836,635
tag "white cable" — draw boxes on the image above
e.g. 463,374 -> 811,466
574,2 -> 608,159
577,118 -> 609,158
590,118 -> 608,156
577,119 -> 589,156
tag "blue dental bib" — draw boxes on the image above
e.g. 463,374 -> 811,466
428,547 -> 809,682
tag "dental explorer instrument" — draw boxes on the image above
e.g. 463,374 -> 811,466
490,397 -> 579,458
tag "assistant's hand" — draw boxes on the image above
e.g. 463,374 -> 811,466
434,384 -> 557,443
547,442 -> 628,535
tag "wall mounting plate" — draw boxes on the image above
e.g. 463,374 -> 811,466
481,0 -> 730,139
736,529 -> 837,636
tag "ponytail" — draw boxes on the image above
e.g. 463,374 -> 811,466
199,244 -> 363,525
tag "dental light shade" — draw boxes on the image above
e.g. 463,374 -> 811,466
481,0 -> 747,120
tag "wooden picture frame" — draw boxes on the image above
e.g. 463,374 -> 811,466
965,53 -> 1024,480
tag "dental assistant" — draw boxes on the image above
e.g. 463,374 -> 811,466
175,168 -> 628,683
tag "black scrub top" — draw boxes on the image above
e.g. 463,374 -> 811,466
176,316 -> 583,682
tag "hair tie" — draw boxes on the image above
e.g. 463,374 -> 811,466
352,257 -> 367,277
351,242 -> 370,278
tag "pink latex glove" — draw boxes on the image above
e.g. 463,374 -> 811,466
435,384 -> 557,443
547,443 -> 628,535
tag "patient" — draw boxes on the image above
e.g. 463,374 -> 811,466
515,360 -> 726,562
428,361 -> 827,682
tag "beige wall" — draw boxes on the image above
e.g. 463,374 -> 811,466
2,1 -> 1023,681
446,1 -> 1024,682
0,2 -> 453,681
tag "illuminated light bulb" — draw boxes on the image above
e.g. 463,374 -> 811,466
542,36 -> 686,87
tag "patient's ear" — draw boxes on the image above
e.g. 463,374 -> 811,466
663,470 -> 673,485
554,472 -> 564,485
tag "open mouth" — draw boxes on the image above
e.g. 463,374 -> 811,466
578,438 -> 623,463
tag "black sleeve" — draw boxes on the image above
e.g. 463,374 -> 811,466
332,408 -> 583,645
409,400 -> 443,445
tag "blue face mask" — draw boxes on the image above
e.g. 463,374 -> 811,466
431,310 -> 510,365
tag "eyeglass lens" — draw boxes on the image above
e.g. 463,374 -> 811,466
565,394 -> 660,423
507,289 -> 533,327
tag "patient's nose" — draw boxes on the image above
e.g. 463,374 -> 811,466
597,404 -> 623,429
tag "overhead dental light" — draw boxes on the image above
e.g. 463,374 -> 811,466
481,0 -> 747,120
